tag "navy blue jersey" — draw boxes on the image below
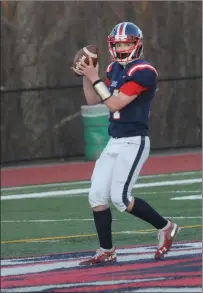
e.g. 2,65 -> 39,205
106,59 -> 158,138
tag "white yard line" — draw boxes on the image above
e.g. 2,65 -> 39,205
171,195 -> 202,200
1,178 -> 201,200
1,171 -> 201,192
1,180 -> 91,191
134,190 -> 201,195
1,216 -> 202,223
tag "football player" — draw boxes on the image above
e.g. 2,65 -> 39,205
72,22 -> 180,265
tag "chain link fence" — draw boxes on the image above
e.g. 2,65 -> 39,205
1,75 -> 201,165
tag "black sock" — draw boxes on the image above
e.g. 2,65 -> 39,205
93,208 -> 113,249
129,197 -> 168,229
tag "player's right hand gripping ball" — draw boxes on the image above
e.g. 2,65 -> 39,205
72,45 -> 98,77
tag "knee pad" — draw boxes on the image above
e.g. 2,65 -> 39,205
88,188 -> 109,208
111,193 -> 127,212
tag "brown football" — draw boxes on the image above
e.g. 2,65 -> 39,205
72,45 -> 98,77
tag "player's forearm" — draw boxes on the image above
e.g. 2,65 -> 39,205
103,96 -> 120,112
92,79 -> 137,112
83,76 -> 101,105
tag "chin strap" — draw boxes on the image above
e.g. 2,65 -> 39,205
92,80 -> 112,102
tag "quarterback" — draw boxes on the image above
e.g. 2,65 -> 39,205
72,22 -> 180,265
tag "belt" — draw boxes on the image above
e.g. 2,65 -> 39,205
112,131 -> 148,139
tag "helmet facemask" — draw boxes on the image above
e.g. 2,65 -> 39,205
107,35 -> 143,66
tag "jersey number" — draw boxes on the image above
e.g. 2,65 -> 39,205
112,89 -> 120,119
113,111 -> 120,119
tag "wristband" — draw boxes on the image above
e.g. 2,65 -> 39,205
92,79 -> 112,101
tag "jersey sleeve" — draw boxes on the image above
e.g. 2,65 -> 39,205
119,81 -> 147,96
127,64 -> 158,88
105,78 -> 111,87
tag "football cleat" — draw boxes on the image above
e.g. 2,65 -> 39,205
79,246 -> 117,266
155,218 -> 180,260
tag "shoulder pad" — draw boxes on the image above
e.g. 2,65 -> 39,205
127,63 -> 158,87
127,64 -> 158,77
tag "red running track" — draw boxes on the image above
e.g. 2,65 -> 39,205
1,152 -> 202,188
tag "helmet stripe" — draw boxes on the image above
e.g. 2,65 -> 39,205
119,23 -> 125,35
116,22 -> 128,38
122,22 -> 128,36
116,23 -> 122,37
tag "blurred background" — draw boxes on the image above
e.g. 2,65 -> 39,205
1,0 -> 202,165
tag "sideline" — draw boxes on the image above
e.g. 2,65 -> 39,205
1,178 -> 202,200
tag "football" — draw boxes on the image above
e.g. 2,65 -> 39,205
72,45 -> 98,77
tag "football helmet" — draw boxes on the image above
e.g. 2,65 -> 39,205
107,22 -> 143,65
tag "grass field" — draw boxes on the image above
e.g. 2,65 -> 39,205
1,171 -> 202,259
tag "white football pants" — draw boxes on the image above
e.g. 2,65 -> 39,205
89,136 -> 150,212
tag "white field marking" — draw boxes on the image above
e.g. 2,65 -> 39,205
1,248 -> 202,276
121,231 -> 155,235
132,288 -> 203,292
2,189 -> 202,197
1,216 -> 202,223
170,195 -> 202,200
5,286 -> 203,293
135,190 -> 201,195
0,278 -> 166,292
1,178 -> 202,200
133,178 -> 202,188
140,171 -> 201,177
2,283 -> 202,293
2,242 -> 201,266
164,216 -> 202,219
1,171 -> 201,192
0,180 -> 91,192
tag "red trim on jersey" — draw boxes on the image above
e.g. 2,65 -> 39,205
119,81 -> 147,96
104,78 -> 111,87
106,62 -> 114,73
127,64 -> 158,77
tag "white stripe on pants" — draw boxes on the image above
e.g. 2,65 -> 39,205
89,136 -> 150,212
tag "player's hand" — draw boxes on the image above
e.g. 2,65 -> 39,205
71,67 -> 83,76
75,56 -> 100,84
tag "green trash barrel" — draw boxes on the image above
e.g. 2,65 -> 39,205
81,104 -> 110,161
